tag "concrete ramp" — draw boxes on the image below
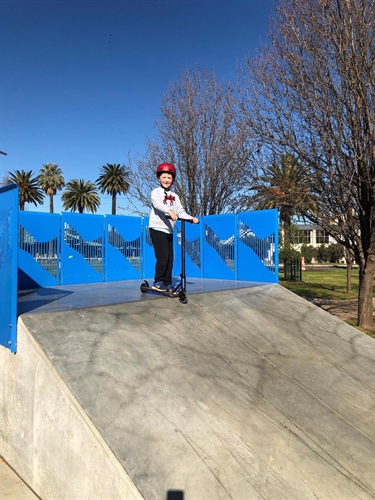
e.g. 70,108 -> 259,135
1,284 -> 374,499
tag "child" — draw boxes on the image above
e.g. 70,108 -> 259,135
149,162 -> 199,291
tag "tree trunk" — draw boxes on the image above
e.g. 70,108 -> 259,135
346,261 -> 352,294
346,249 -> 353,293
283,218 -> 292,250
358,258 -> 375,330
112,193 -> 117,215
49,194 -> 54,213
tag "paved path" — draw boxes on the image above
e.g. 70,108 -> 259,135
0,457 -> 39,499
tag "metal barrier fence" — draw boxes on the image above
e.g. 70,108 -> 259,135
284,259 -> 302,281
18,209 -> 278,289
0,185 -> 18,353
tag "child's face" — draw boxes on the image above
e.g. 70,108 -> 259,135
159,172 -> 173,189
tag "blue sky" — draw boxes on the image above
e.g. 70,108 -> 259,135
1,0 -> 275,214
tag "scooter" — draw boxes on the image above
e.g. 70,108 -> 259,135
140,216 -> 198,304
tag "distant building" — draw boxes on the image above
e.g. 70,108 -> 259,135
288,223 -> 347,264
291,223 -> 334,249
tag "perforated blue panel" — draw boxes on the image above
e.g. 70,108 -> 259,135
61,212 -> 105,285
105,215 -> 142,281
237,210 -> 278,282
14,210 -> 278,287
174,220 -> 202,278
19,211 -> 60,288
142,217 -> 156,279
203,214 -> 237,280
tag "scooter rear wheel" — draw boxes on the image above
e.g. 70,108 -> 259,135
140,280 -> 149,293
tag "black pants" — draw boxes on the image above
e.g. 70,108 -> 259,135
149,228 -> 174,285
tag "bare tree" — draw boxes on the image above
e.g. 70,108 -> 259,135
128,66 -> 254,216
237,0 -> 374,330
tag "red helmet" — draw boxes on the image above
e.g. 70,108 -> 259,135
156,162 -> 176,179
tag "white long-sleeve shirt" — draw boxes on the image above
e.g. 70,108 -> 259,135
149,186 -> 192,233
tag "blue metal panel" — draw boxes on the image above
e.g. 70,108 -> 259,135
0,185 -> 18,352
18,211 -> 60,289
237,210 -> 279,283
61,213 -> 105,285
142,217 -> 156,279
172,223 -> 181,279
7,209 -> 279,290
203,214 -> 236,280
105,215 -> 143,281
174,220 -> 202,278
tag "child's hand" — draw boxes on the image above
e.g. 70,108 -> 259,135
192,217 -> 199,224
168,210 -> 178,221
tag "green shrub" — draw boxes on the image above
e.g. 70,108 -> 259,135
328,243 -> 345,263
300,244 -> 317,264
316,244 -> 331,263
316,243 -> 345,263
279,247 -> 301,263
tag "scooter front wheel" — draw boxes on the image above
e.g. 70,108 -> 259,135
179,291 -> 188,304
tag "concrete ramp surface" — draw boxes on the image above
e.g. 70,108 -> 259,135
1,284 -> 375,499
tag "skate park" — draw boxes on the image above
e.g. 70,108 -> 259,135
1,186 -> 375,499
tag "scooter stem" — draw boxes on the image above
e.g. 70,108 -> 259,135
180,220 -> 186,290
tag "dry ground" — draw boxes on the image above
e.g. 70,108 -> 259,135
309,297 -> 375,337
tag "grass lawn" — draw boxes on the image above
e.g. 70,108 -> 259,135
279,267 -> 367,301
279,267 -> 375,336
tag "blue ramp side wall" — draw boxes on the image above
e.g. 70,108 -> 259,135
0,185 -> 18,353
237,209 -> 279,283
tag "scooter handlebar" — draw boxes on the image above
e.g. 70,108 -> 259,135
165,214 -> 200,224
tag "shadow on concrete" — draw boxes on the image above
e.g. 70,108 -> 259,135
18,287 -> 74,315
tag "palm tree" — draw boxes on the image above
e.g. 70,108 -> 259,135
38,163 -> 65,213
249,153 -> 316,249
61,179 -> 100,214
7,169 -> 44,210
96,163 -> 131,215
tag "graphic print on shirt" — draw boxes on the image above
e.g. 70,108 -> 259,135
163,191 -> 175,205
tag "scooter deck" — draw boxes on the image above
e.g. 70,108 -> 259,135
140,281 -> 188,303
140,285 -> 178,297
